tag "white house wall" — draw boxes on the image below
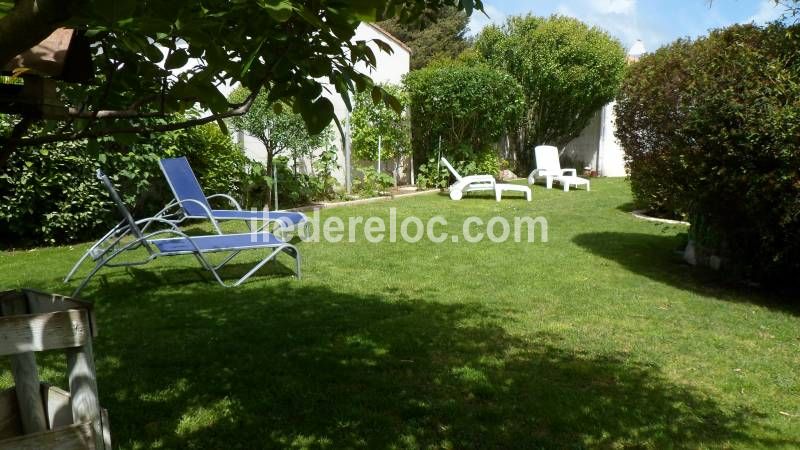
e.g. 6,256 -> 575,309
562,109 -> 602,172
598,102 -> 627,177
561,102 -> 627,177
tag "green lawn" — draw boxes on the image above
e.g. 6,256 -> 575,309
1,178 -> 798,449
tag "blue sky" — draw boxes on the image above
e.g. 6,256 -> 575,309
467,0 -> 788,52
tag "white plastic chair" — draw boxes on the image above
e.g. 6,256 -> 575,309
527,146 -> 578,189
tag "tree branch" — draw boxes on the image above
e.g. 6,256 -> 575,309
9,88 -> 261,147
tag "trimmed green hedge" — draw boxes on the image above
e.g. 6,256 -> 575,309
0,123 -> 246,247
405,60 -> 523,167
615,23 -> 800,284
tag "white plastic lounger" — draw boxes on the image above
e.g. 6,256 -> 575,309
65,170 -> 300,297
495,183 -> 532,201
440,157 -> 496,200
527,146 -> 590,192
157,157 -> 307,234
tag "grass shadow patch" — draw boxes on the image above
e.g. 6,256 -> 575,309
573,231 -> 799,313
82,282 -> 784,449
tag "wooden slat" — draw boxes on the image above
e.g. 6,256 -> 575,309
100,408 -> 111,450
0,389 -> 21,440
42,385 -> 74,430
0,421 -> 95,450
22,290 -> 93,313
22,290 -> 97,338
67,340 -> 105,450
2,298 -> 48,434
0,293 -> 28,317
0,310 -> 90,356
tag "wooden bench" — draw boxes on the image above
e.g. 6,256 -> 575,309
0,289 -> 110,450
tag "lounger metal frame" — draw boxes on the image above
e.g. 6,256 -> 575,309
65,170 -> 300,297
157,157 -> 308,237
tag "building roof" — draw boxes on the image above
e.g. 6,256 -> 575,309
365,23 -> 413,54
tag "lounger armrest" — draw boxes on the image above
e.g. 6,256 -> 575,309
561,169 -> 577,177
171,199 -> 224,235
135,217 -> 183,232
206,193 -> 243,211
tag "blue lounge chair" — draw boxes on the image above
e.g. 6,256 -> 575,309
65,170 -> 301,297
157,157 -> 307,235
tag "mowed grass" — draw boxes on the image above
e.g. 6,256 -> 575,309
1,178 -> 798,449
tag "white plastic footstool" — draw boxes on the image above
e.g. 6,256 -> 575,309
495,184 -> 532,201
559,176 -> 590,192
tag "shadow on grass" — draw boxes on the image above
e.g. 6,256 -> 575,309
616,201 -> 637,213
82,279 -> 787,449
572,232 -> 799,313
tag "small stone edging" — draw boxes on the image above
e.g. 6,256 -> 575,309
631,210 -> 690,226
289,189 -> 441,212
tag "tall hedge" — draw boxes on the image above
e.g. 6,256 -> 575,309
405,60 -> 523,164
615,23 -> 800,285
475,15 -> 627,171
614,39 -> 695,217
0,123 -> 246,247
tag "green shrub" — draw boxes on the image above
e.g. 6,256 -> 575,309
0,121 -> 247,247
405,60 -> 523,166
615,23 -> 800,284
615,39 -> 695,218
350,84 -> 411,184
355,167 -> 394,197
0,138 -> 168,247
244,147 -> 340,210
416,158 -> 449,190
474,151 -> 502,178
415,150 -> 504,190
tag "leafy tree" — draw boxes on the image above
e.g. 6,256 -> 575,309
228,87 -> 331,207
404,59 -> 523,164
475,15 -> 626,171
0,0 -> 483,165
350,84 -> 410,184
377,6 -> 469,69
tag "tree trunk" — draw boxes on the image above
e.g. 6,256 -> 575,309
0,0 -> 73,68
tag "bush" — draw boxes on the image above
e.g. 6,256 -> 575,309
0,121 -> 247,247
415,151 -> 505,190
244,146 -> 341,210
615,40 -> 695,218
473,151 -> 503,178
415,158 -> 450,190
405,60 -> 523,166
615,23 -> 800,284
475,15 -> 627,171
355,167 -> 394,197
